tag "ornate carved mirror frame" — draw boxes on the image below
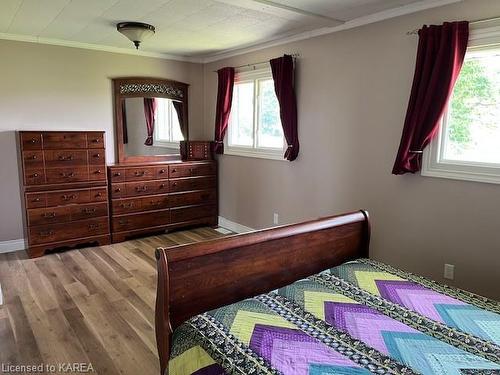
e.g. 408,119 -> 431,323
113,77 -> 189,164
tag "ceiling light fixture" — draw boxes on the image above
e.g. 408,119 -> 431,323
117,22 -> 155,49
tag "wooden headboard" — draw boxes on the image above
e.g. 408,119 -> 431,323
154,210 -> 370,374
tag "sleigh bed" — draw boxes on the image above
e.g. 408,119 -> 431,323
154,210 -> 500,375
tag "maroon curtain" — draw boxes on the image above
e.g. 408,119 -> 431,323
213,67 -> 235,154
172,101 -> 187,140
392,21 -> 469,174
122,100 -> 128,144
144,97 -> 157,146
270,54 -> 299,161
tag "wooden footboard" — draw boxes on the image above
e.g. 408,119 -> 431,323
155,210 -> 370,374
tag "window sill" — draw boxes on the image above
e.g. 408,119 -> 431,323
153,140 -> 180,149
421,149 -> 500,185
224,147 -> 286,161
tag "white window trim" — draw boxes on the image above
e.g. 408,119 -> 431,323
224,66 -> 286,161
421,19 -> 500,185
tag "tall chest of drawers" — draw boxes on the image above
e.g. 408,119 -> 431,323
17,131 -> 110,257
108,160 -> 218,243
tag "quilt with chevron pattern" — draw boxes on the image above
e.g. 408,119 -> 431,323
167,259 -> 500,375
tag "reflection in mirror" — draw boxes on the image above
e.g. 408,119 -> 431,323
122,97 -> 185,157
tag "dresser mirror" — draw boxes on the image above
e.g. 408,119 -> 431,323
113,77 -> 189,163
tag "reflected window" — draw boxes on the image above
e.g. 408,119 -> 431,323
154,98 -> 184,147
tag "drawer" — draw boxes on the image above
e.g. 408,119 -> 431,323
46,189 -> 90,207
111,183 -> 125,198
26,193 -> 47,209
44,150 -> 88,168
125,167 -> 156,181
88,149 -> 105,165
169,176 -> 216,192
169,190 -> 216,208
155,166 -> 169,179
169,163 -> 216,178
170,204 -> 217,223
89,166 -> 106,181
21,132 -> 42,150
87,132 -> 104,149
70,202 -> 108,221
109,169 -> 125,183
29,218 -> 108,245
28,206 -> 71,226
124,180 -> 168,197
43,132 -> 87,149
112,194 -> 169,215
45,167 -> 89,184
22,151 -> 44,169
112,210 -> 170,232
24,169 -> 46,185
90,188 -> 107,202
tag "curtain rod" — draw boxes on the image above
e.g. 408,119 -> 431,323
212,53 -> 300,73
406,15 -> 500,35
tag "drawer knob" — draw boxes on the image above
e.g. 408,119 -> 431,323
115,188 -> 121,192
134,171 -> 146,176
43,212 -> 56,218
172,182 -> 178,186
88,223 -> 100,230
30,138 -> 38,143
58,155 -> 74,161
135,186 -> 148,192
159,169 -> 166,174
172,168 -> 177,173
96,192 -> 102,197
84,208 -> 96,214
114,172 -> 121,177
62,194 -> 77,201
60,172 -> 75,178
120,203 -> 133,208
94,170 -> 102,174
93,153 -> 101,158
30,155 -> 38,160
32,173 -> 39,178
92,138 -> 101,143
39,230 -> 54,237
33,198 -> 41,202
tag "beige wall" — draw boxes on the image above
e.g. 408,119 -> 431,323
0,40 -> 203,241
203,0 -> 500,299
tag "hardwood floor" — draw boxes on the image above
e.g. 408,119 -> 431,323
0,227 -> 230,375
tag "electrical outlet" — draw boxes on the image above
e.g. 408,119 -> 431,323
444,264 -> 455,280
273,213 -> 279,225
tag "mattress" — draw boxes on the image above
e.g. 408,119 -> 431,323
167,259 -> 500,375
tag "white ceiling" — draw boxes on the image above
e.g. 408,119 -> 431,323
0,0 -> 457,61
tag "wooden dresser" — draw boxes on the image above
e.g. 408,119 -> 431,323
108,160 -> 217,243
17,131 -> 110,258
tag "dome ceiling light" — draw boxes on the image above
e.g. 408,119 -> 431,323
117,22 -> 155,49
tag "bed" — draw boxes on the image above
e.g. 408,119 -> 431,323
154,211 -> 500,375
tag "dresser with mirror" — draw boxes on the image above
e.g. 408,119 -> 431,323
108,77 -> 218,243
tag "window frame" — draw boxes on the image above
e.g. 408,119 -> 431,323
421,21 -> 500,184
153,98 -> 183,149
225,67 -> 286,161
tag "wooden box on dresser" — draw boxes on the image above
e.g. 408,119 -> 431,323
17,131 -> 110,258
108,160 -> 218,243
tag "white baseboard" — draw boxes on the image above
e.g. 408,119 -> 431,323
0,238 -> 26,254
218,216 -> 254,234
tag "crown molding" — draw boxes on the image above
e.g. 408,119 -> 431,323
0,0 -> 462,65
0,32 -> 204,63
200,0 -> 463,63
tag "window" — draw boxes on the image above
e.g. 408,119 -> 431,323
422,31 -> 500,184
154,98 -> 184,148
226,68 -> 285,160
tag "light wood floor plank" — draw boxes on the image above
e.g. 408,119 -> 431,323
0,227 -> 231,375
